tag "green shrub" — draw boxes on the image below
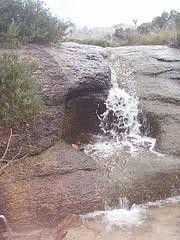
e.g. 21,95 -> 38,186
113,30 -> 176,46
0,0 -> 71,47
0,54 -> 43,124
177,32 -> 180,46
82,38 -> 110,47
172,31 -> 180,47
139,30 -> 175,45
69,38 -> 110,47
0,21 -> 20,48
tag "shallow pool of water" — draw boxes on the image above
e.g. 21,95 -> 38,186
64,198 -> 180,240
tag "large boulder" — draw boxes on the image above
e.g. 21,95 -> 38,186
0,43 -> 110,231
46,43 -> 110,143
0,43 -> 111,158
109,45 -> 180,155
103,152 -> 180,207
0,141 -> 103,231
1,43 -> 180,236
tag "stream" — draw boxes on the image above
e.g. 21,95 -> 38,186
64,199 -> 180,240
73,54 -> 180,240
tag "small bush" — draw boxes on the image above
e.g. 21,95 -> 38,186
172,31 -> 180,48
0,0 -> 71,47
0,21 -> 20,48
139,30 -> 175,45
82,38 -> 110,47
0,54 -> 43,124
112,30 -> 176,46
69,38 -> 110,47
177,32 -> 180,46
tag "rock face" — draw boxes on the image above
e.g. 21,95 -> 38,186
0,141 -> 103,231
0,43 -> 110,231
103,152 -> 180,207
1,43 -> 180,235
46,43 -> 110,144
0,43 -> 111,158
109,45 -> 180,155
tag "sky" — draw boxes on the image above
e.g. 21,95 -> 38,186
43,0 -> 180,27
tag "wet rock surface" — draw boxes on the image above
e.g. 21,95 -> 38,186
0,141 -> 103,231
62,203 -> 180,240
103,152 -> 180,207
109,45 -> 180,155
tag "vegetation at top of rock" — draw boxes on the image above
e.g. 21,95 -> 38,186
67,38 -> 110,47
67,10 -> 180,48
0,53 -> 43,124
0,0 -> 71,47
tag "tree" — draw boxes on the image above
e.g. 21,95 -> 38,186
114,27 -> 125,40
137,22 -> 152,34
132,19 -> 138,29
152,12 -> 169,30
171,11 -> 180,30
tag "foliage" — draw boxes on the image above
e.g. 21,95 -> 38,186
69,38 -> 110,47
140,31 -> 175,45
171,31 -> 180,47
62,9 -> 180,48
151,12 -> 170,30
112,10 -> 180,47
137,23 -> 152,34
177,32 -> 180,47
0,54 -> 43,124
0,0 -> 71,47
0,21 -> 20,48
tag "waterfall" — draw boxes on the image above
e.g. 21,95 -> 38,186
84,56 -> 156,159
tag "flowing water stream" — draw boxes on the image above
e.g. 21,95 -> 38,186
64,198 -> 180,240
85,56 -> 156,160
79,56 -> 180,240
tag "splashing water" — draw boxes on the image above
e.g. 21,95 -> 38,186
85,57 -> 156,159
82,206 -> 146,229
81,196 -> 180,230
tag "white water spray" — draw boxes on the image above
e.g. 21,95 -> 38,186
81,196 -> 180,230
85,57 -> 156,159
